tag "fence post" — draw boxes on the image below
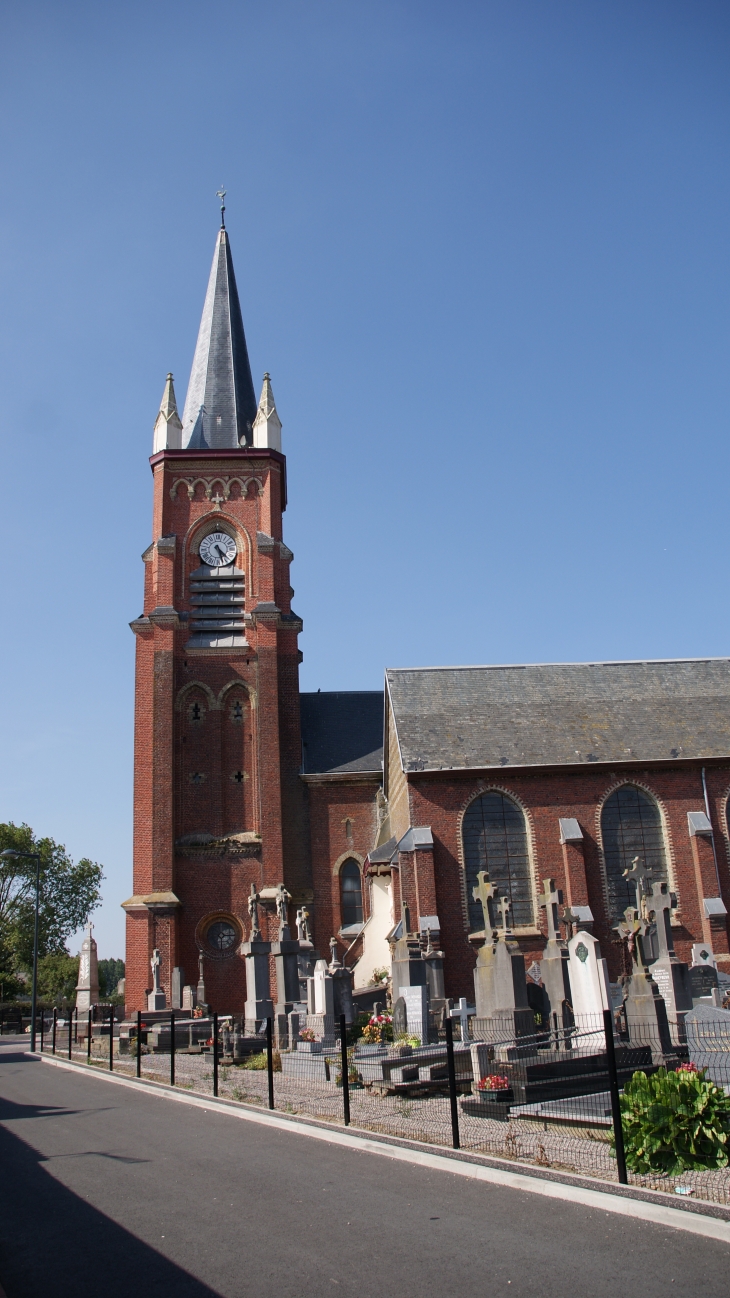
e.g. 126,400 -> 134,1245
339,1013 -> 351,1126
212,1012 -> 219,1098
87,1009 -> 92,1061
74,1006 -> 78,1045
266,1017 -> 274,1110
40,1010 -> 45,1054
603,1008 -> 627,1185
109,1005 -> 114,1072
170,1011 -> 175,1087
136,1009 -> 142,1079
445,1016 -> 461,1150
52,1007 -> 57,1055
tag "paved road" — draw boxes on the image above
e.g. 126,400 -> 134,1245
0,1042 -> 728,1298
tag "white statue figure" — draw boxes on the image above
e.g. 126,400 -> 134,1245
150,948 -> 162,992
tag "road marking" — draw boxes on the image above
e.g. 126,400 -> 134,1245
34,1054 -> 730,1244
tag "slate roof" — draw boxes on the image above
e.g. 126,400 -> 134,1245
386,659 -> 730,773
181,228 -> 258,450
300,691 -> 384,774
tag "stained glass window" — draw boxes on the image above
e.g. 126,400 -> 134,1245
462,792 -> 533,929
340,859 -> 363,927
206,920 -> 239,952
601,785 -> 668,924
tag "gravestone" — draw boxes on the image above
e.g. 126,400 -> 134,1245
391,935 -> 427,996
171,966 -> 185,1011
147,948 -> 166,1011
329,938 -> 355,1025
75,922 -> 100,1014
243,936 -> 273,1033
196,952 -> 209,1015
392,996 -> 407,1038
690,964 -> 719,1002
615,906 -> 673,1061
685,1003 -> 730,1084
645,881 -> 692,1041
539,878 -> 572,1034
182,985 -> 197,1011
567,930 -> 610,1047
306,958 -> 335,1045
471,878 -> 533,1039
271,896 -> 302,1044
401,985 -> 429,1045
423,929 -> 446,1011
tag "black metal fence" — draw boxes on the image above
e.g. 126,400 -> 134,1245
33,1006 -> 730,1204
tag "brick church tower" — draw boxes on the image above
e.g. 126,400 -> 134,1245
124,214 -> 309,1013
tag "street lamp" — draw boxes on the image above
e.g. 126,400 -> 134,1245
0,850 -> 41,1051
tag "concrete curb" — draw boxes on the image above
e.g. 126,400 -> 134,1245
33,1051 -> 730,1244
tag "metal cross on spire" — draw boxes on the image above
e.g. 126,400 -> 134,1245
216,187 -> 226,228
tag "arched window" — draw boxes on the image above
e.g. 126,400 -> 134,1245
601,784 -> 668,924
462,792 -> 533,930
340,859 -> 363,928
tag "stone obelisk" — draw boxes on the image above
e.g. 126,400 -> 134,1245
75,922 -> 100,1013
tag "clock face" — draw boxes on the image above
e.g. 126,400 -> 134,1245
199,532 -> 237,567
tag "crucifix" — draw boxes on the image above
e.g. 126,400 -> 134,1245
497,895 -> 512,935
540,878 -> 562,944
561,905 -> 579,941
472,870 -> 496,933
623,855 -> 652,912
614,906 -> 648,973
216,186 -> 226,228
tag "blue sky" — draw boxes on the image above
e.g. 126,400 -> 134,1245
1,1 -> 729,959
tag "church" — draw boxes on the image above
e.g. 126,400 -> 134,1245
123,216 -> 730,1018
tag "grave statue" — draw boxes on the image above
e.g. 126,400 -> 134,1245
147,947 -> 166,1011
538,878 -> 572,1037
644,880 -> 692,1042
615,904 -> 673,1061
471,870 -> 533,1040
296,907 -> 312,943
247,884 -> 261,941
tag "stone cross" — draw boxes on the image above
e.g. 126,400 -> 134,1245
275,884 -> 289,927
472,870 -> 496,933
150,948 -> 162,992
646,880 -> 676,959
623,856 -> 652,911
540,878 -> 562,943
329,936 -> 341,967
248,883 -> 261,940
497,895 -> 512,934
449,997 -> 471,1042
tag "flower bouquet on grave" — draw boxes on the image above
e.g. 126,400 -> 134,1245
473,1073 -> 512,1101
335,1047 -> 365,1090
361,1013 -> 393,1045
296,1028 -> 322,1053
298,1029 -> 316,1042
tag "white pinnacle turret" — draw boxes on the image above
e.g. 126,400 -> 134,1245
252,373 -> 282,452
153,373 -> 183,452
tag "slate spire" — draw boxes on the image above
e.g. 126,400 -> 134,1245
181,228 -> 257,449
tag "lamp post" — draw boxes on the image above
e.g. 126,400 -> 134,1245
0,850 -> 42,1051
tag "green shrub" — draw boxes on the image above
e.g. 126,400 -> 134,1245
615,1066 -> 730,1175
242,1049 -> 281,1072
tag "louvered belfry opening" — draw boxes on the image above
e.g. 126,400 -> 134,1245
187,563 -> 246,648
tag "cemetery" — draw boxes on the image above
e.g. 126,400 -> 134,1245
26,862 -> 730,1208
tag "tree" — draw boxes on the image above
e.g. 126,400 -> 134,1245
98,958 -> 125,999
0,823 -> 104,975
36,953 -> 80,1002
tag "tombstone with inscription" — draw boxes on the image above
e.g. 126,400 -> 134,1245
392,996 -> 407,1038
567,930 -> 610,1047
471,874 -> 533,1039
644,881 -> 692,1041
75,922 -> 100,1014
401,985 -> 429,1045
539,878 -> 572,1033
147,948 -> 166,1011
615,905 -> 673,1061
243,887 -> 273,1032
329,937 -> 355,1025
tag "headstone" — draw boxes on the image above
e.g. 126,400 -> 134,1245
147,948 -> 166,1011
196,952 -> 208,1014
539,879 -> 572,1035
392,996 -> 407,1037
329,940 -> 355,1025
243,936 -> 273,1033
645,881 -> 692,1041
423,929 -> 446,1010
271,914 -> 302,1044
567,930 -> 610,1047
615,907 -> 673,1061
690,964 -> 719,1002
692,943 -> 717,970
391,936 -> 426,997
685,1003 -> 730,1084
470,877 -> 533,1039
401,985 -> 429,1045
75,922 -> 100,1013
305,958 -> 335,1045
171,966 -> 185,1011
182,985 -> 197,1011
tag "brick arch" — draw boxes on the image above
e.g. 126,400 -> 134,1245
456,784 -> 539,934
717,781 -> 730,875
218,679 -> 257,710
594,777 -> 678,922
175,681 -> 218,711
180,514 -> 252,601
332,849 -> 365,878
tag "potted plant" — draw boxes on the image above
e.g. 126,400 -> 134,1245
473,1073 -> 513,1103
296,1028 -> 322,1054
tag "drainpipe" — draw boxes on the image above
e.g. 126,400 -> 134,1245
701,766 -> 722,893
